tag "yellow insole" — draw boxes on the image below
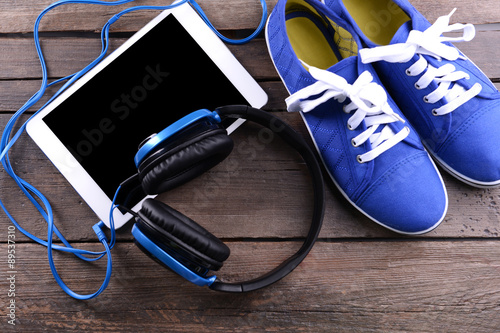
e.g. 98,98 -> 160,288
343,0 -> 410,45
286,16 -> 338,70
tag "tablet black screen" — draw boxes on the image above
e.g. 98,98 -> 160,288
43,14 -> 247,202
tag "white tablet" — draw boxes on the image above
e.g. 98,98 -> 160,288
26,2 -> 268,229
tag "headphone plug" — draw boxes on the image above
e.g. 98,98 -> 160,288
92,221 -> 108,243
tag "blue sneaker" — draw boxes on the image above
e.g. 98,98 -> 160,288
265,0 -> 448,234
324,0 -> 500,187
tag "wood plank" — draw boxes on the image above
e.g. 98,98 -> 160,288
0,0 -> 271,34
412,0 -> 500,25
455,31 -> 500,81
0,79 -> 497,115
1,112 -> 500,242
0,37 -> 276,81
0,30 -> 499,81
1,241 -> 499,331
0,80 -> 288,113
0,0 -> 498,34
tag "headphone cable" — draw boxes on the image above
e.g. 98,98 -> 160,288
0,0 -> 267,299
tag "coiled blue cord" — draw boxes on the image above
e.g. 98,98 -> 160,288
0,0 -> 267,299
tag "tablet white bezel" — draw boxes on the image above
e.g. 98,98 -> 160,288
26,2 -> 268,229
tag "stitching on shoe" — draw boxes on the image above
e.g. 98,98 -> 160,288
355,151 -> 429,207
437,99 -> 499,155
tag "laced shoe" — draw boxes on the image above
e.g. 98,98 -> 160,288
266,0 -> 448,234
324,0 -> 500,187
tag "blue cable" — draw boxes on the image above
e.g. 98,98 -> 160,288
188,0 -> 267,45
0,0 -> 267,299
0,0 -> 137,300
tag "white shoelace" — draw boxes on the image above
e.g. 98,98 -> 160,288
287,63 -> 409,163
359,9 -> 482,116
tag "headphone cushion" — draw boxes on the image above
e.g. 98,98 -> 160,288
138,199 -> 230,264
139,131 -> 233,194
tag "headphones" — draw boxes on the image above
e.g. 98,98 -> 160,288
119,105 -> 325,292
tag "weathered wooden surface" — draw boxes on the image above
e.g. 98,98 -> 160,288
1,0 -> 499,332
0,0 -> 498,34
1,241 -> 500,332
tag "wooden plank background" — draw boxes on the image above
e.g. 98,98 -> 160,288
0,0 -> 499,331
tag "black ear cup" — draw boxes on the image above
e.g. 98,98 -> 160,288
138,124 -> 233,194
136,199 -> 230,271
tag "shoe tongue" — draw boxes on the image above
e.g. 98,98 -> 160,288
389,14 -> 435,45
328,56 -> 388,88
390,20 -> 413,44
325,56 -> 360,84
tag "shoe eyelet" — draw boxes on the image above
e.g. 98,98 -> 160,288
414,82 -> 422,90
423,96 -> 430,103
432,109 -> 439,116
405,69 -> 412,76
347,124 -> 354,131
351,138 -> 357,147
356,155 -> 364,164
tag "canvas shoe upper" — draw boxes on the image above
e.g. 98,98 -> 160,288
324,0 -> 500,187
266,0 -> 448,234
